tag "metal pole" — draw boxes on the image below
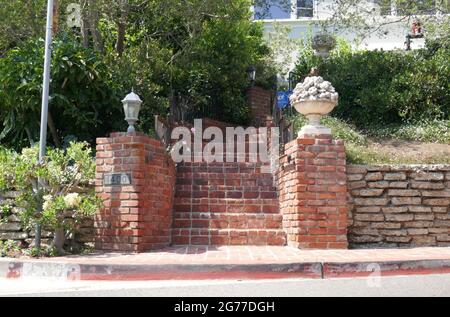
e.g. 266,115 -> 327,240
405,34 -> 411,51
36,0 -> 54,250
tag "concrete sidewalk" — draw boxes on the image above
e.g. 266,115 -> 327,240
1,246 -> 450,281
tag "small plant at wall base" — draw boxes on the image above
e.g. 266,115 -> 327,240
0,203 -> 12,224
0,240 -> 21,258
40,192 -> 101,254
0,142 -> 101,256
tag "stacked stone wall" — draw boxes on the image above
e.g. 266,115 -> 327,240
347,165 -> 450,248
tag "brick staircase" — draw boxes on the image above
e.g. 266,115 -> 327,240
169,118 -> 286,246
171,161 -> 286,246
94,109 -> 351,252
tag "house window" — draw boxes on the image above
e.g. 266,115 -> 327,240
253,0 -> 291,20
297,0 -> 314,18
253,1 -> 316,20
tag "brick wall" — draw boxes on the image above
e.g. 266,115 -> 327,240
247,86 -> 272,127
278,135 -> 349,249
348,165 -> 450,248
95,132 -> 176,252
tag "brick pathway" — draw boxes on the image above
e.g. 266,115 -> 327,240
11,246 -> 450,265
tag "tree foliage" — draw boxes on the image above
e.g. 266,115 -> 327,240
0,0 -> 275,149
294,38 -> 450,126
321,0 -> 450,45
0,142 -> 100,233
0,34 -> 123,149
0,0 -> 47,56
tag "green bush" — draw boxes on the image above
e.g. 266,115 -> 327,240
0,203 -> 12,224
0,240 -> 58,258
0,240 -> 21,258
0,2 -> 275,149
294,39 -> 450,127
0,142 -> 100,238
389,48 -> 450,121
0,34 -> 123,149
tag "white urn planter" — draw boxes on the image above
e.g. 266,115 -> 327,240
289,76 -> 339,138
312,34 -> 336,58
292,99 -> 337,137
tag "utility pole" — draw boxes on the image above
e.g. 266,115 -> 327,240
36,0 -> 54,250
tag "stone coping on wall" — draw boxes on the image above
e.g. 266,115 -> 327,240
348,164 -> 450,171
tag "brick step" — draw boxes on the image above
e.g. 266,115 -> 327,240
179,161 -> 271,165
176,173 -> 275,184
171,228 -> 287,246
176,169 -> 275,177
177,139 -> 267,148
173,213 -> 283,230
176,172 -> 275,178
173,199 -> 279,214
181,157 -> 269,164
177,163 -> 273,173
176,178 -> 275,187
172,158 -> 280,246
175,139 -> 261,145
174,187 -> 277,199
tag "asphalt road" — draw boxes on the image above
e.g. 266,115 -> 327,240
0,274 -> 449,297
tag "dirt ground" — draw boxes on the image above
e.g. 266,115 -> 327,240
370,139 -> 450,163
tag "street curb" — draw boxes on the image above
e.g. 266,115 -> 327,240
323,259 -> 450,278
0,261 -> 322,281
1,259 -> 450,281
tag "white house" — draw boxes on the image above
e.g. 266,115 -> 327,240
253,0 -> 448,52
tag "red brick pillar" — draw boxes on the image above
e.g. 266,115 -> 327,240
247,86 -> 272,127
279,134 -> 348,249
95,132 -> 175,252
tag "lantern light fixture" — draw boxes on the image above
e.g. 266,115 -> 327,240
122,89 -> 142,133
247,65 -> 256,85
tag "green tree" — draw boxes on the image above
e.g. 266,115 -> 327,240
0,34 -> 123,149
0,0 -> 277,148
321,0 -> 450,45
0,0 -> 46,55
101,0 -> 274,124
294,38 -> 450,125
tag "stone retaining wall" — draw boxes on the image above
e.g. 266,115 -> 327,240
0,190 -> 94,248
3,160 -> 450,250
347,165 -> 450,248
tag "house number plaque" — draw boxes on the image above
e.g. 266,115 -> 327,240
104,173 -> 132,186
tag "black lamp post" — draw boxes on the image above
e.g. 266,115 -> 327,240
247,65 -> 256,86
